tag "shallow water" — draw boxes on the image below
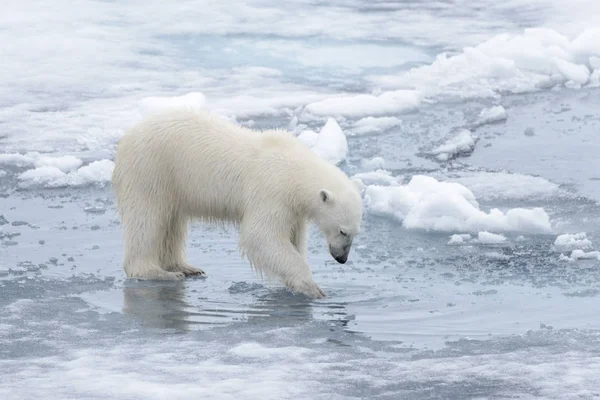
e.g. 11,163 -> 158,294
2,1 -> 600,399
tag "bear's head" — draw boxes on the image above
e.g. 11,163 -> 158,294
314,181 -> 363,264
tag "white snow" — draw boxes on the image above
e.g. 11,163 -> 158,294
363,175 -> 552,234
18,160 -> 114,188
0,152 -> 39,167
554,233 -> 593,252
350,116 -> 402,136
301,118 -> 348,165
448,233 -> 472,244
478,231 -> 507,244
139,92 -> 206,117
431,130 -> 477,161
477,105 -> 507,125
352,170 -> 398,186
304,90 -> 421,118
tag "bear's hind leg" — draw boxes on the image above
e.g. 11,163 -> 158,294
161,213 -> 206,277
121,206 -> 185,280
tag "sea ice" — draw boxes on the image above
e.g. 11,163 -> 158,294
477,231 -> 507,244
304,90 -> 421,118
18,160 -> 114,189
139,92 -> 207,117
476,105 -> 507,125
301,118 -> 348,165
350,116 -> 402,136
554,233 -> 593,252
431,130 -> 476,161
352,170 -> 398,186
363,175 -> 552,233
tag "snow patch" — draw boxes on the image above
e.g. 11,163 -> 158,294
34,155 -> 83,173
364,175 -> 552,234
304,90 -> 421,118
431,130 -> 476,161
350,117 -> 402,136
18,160 -> 114,189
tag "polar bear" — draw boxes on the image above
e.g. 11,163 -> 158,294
112,109 -> 362,298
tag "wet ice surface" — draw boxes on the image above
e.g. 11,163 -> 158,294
2,0 -> 600,399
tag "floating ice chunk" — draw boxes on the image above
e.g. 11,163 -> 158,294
304,90 -> 421,118
447,171 -> 561,200
477,106 -> 507,125
560,249 -> 600,262
370,28 -> 600,100
352,170 -> 398,186
554,59 -> 590,85
590,56 -> 600,70
309,118 -> 348,165
448,233 -> 471,244
478,231 -> 507,244
554,233 -> 592,252
431,130 -> 476,161
361,156 -> 385,171
139,92 -> 206,117
296,130 -> 319,149
18,160 -> 114,188
589,69 -> 600,87
0,152 -> 40,167
0,170 -> 6,178
34,155 -> 82,173
351,116 -> 402,136
363,175 -> 552,233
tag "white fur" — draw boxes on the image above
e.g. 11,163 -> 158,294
111,109 -> 363,298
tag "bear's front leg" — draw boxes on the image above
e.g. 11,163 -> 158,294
240,223 -> 325,299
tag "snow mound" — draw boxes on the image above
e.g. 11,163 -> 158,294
371,28 -> 600,100
554,233 -> 593,252
139,92 -> 206,117
477,105 -> 507,125
350,116 -> 402,136
431,130 -> 476,161
18,160 -> 114,188
300,118 -> 348,165
363,175 -> 552,234
304,90 -> 421,118
352,170 -> 398,186
446,171 -> 561,200
478,231 -> 507,244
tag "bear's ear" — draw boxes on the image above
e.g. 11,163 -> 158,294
351,178 -> 363,192
319,189 -> 333,203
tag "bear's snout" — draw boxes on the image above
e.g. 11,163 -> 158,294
329,245 -> 350,264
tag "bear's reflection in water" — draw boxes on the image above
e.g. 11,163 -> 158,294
121,280 -> 349,331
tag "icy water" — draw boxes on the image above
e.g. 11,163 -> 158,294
2,1 -> 600,399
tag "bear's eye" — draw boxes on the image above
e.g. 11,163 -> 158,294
340,230 -> 348,237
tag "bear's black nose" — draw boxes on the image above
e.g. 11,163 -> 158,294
334,254 -> 348,264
